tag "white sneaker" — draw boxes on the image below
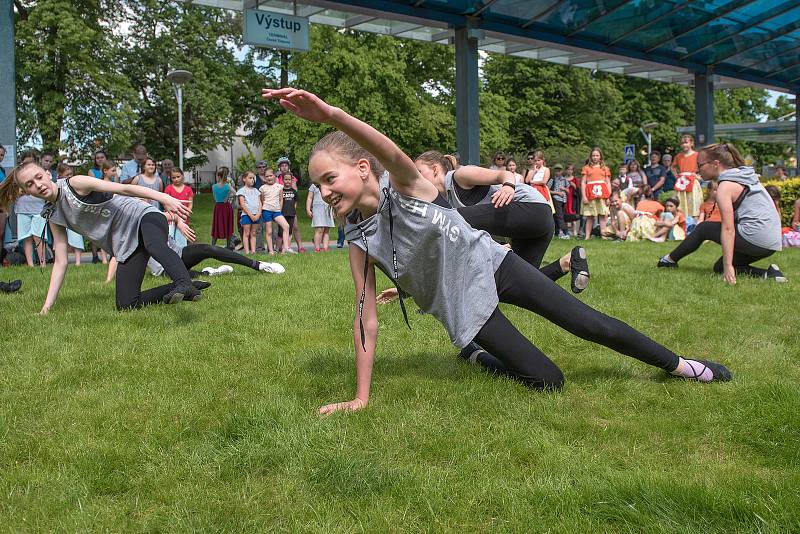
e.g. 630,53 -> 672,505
216,264 -> 234,275
259,261 -> 285,274
201,266 -> 218,276
285,248 -> 298,254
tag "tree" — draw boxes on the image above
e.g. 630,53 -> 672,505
260,26 -> 456,171
14,0 -> 138,158
118,1 -> 270,165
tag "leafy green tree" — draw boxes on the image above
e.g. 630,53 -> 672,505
483,54 -> 624,165
118,1 -> 270,165
14,0 -> 138,158
260,26 -> 456,172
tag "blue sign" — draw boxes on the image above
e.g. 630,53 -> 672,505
624,144 -> 636,164
244,9 -> 309,52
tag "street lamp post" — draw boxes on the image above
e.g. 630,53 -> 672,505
166,69 -> 193,171
639,121 -> 659,162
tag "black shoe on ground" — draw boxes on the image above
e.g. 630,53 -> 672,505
657,257 -> 678,268
766,264 -> 787,283
459,342 -> 486,363
0,279 -> 22,294
570,246 -> 590,294
162,283 -> 203,304
192,280 -> 211,290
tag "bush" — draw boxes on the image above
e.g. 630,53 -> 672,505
762,177 -> 800,226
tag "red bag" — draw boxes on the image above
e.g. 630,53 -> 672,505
585,181 -> 610,200
674,172 -> 696,192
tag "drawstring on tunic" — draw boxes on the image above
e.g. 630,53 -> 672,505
355,186 -> 411,351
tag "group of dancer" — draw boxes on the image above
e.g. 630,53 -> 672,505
3,86 -> 790,414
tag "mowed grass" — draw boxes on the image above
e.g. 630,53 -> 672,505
0,193 -> 798,532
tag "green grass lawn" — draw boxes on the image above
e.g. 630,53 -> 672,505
1,194 -> 798,531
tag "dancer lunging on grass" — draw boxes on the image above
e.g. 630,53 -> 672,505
262,88 -> 732,414
658,142 -> 785,284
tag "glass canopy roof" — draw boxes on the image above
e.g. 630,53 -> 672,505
193,0 -> 800,94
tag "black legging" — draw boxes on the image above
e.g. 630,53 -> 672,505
458,202 -> 564,280
116,213 -> 193,310
472,253 -> 680,389
669,221 -> 774,277
181,243 -> 260,271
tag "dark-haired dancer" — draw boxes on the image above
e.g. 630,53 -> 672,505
0,164 -> 202,313
658,142 -> 785,284
262,87 -> 732,414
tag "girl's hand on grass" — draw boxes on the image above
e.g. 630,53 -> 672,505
319,398 -> 366,415
724,264 -> 737,286
262,88 -> 335,124
177,219 -> 196,243
491,185 -> 514,208
38,304 -> 51,316
376,287 -> 399,304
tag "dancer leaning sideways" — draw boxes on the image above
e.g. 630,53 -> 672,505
261,87 -> 732,415
0,162 -> 204,313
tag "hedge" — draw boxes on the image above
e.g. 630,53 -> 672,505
763,177 -> 800,226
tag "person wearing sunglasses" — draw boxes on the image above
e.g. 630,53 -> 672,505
489,151 -> 506,171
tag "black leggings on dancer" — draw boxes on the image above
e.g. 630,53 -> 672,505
668,221 -> 774,277
458,202 -> 566,280
181,244 -> 260,273
116,213 -> 193,310
472,253 -> 680,389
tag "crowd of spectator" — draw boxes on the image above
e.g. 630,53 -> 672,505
2,136 -> 798,270
489,134 -> 799,246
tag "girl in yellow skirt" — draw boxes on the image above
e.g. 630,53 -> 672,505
672,134 -> 703,217
580,147 -> 611,239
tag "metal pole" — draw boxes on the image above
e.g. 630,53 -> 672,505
0,0 -> 16,171
454,22 -> 480,165
795,92 -> 799,175
177,85 -> 184,171
694,70 -> 715,146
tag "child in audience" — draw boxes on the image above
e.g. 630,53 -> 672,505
307,183 -> 335,252
765,185 -> 781,216
211,168 -> 235,246
624,186 -> 663,241
650,197 -> 686,242
55,163 -> 85,265
607,190 -> 631,240
697,180 -> 721,224
549,163 -> 569,238
259,169 -> 290,254
164,167 -> 194,248
581,147 -> 611,239
276,175 -> 298,252
505,157 -> 523,183
564,163 -> 581,237
672,134 -> 702,217
101,161 -> 117,182
524,150 -> 554,213
237,171 -> 261,254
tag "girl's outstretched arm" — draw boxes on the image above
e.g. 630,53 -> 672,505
262,88 -> 425,191
319,244 -> 378,415
39,223 -> 69,315
66,175 -> 190,220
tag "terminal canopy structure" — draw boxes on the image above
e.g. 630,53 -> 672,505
2,1 -> 799,164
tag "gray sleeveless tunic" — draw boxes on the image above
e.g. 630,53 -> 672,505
43,182 -> 159,262
718,167 -> 781,251
443,170 -> 547,208
345,173 -> 509,348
